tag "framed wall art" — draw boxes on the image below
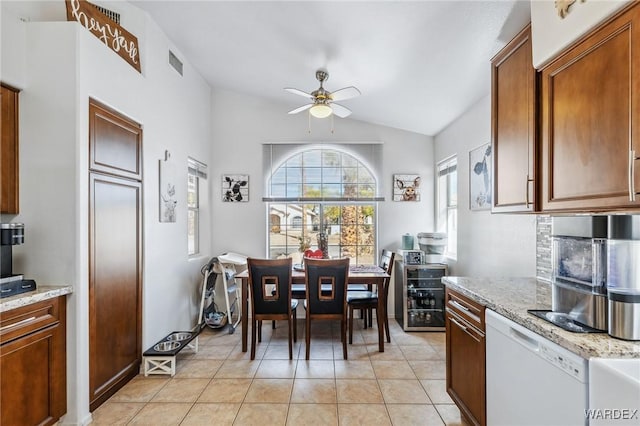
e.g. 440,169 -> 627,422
222,174 -> 249,202
159,157 -> 177,222
469,143 -> 492,210
393,174 -> 421,201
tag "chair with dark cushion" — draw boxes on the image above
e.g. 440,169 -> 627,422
347,250 -> 395,344
304,257 -> 350,360
247,257 -> 298,360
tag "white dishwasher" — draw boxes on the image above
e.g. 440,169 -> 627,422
486,310 -> 588,426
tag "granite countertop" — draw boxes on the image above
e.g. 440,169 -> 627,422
0,285 -> 73,313
442,276 -> 640,360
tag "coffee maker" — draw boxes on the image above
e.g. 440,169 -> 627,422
1,223 -> 36,298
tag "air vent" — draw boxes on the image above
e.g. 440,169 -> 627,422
169,50 -> 183,76
92,3 -> 120,24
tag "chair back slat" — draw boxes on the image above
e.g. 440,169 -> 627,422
304,258 -> 349,315
247,258 -> 292,316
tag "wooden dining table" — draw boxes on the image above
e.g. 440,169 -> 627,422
235,265 -> 390,353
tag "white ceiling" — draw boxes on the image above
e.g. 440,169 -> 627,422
8,0 -> 532,136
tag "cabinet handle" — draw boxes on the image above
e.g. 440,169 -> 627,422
449,315 -> 467,331
450,299 -> 470,312
525,175 -> 534,208
448,313 -> 482,343
0,316 -> 36,332
630,149 -> 637,202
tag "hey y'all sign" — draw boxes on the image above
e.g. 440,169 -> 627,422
65,0 -> 141,73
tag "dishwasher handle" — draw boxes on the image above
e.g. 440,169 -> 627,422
508,327 -> 540,353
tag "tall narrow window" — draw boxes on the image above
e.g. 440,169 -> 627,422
264,145 -> 383,265
437,156 -> 457,259
188,158 -> 207,256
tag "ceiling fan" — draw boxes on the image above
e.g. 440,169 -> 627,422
285,70 -> 361,119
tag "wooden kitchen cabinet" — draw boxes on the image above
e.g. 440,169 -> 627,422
0,296 -> 67,426
88,99 -> 143,411
1,83 -> 19,214
540,2 -> 640,211
445,287 -> 486,426
491,24 -> 538,213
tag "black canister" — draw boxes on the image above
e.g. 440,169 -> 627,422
1,223 -> 24,245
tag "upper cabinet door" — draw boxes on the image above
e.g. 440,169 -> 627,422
89,100 -> 142,181
1,84 -> 20,214
540,3 -> 640,212
492,25 -> 537,213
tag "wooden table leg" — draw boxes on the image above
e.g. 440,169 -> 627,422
377,278 -> 385,352
241,277 -> 248,352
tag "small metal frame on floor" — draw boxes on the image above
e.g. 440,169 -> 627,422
142,331 -> 199,377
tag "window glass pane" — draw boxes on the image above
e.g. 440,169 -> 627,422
322,167 -> 342,184
342,154 -> 357,167
286,155 -> 302,167
285,183 -> 301,198
358,184 -> 375,198
287,168 -> 302,183
342,167 -> 358,183
322,151 -> 340,167
271,184 -> 286,197
187,175 -> 198,209
448,170 -> 458,207
303,150 -> 321,166
321,184 -> 341,197
303,183 -> 321,196
271,168 -> 286,184
358,166 -> 374,183
188,209 -> 197,255
304,167 -> 322,184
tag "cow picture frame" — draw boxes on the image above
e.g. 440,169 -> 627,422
393,174 -> 421,201
469,143 -> 492,210
222,174 -> 249,202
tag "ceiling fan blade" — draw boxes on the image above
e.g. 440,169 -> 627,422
329,86 -> 361,101
331,103 -> 352,118
284,87 -> 314,99
288,104 -> 313,115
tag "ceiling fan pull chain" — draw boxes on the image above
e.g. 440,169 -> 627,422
331,114 -> 334,134
308,110 -> 312,134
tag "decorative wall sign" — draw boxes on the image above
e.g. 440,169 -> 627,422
159,156 -> 177,222
469,143 -> 492,211
393,174 -> 421,201
223,175 -> 249,202
556,0 -> 585,19
65,0 -> 141,72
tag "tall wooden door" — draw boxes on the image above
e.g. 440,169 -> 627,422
88,99 -> 142,411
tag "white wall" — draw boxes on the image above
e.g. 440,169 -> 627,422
209,88 -> 434,319
2,3 -> 212,424
531,0 -> 631,68
434,95 -> 537,277
210,88 -> 434,258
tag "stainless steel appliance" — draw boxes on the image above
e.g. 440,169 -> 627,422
547,216 -> 608,332
606,215 -> 640,340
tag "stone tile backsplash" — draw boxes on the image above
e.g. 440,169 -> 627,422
536,215 -> 551,281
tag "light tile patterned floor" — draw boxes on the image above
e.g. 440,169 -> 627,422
91,318 -> 468,425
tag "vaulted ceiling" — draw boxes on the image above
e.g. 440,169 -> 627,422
7,0 -> 532,136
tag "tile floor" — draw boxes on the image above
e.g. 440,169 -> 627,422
91,318 -> 468,425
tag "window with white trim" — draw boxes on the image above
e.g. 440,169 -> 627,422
188,158 -> 207,256
264,145 -> 383,264
437,156 -> 457,259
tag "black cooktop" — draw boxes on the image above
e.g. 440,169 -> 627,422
527,310 -> 606,333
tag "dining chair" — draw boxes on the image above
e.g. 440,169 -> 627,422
247,257 -> 297,360
304,257 -> 350,360
347,250 -> 395,344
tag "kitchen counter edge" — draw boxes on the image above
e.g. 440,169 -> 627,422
0,285 -> 73,313
442,276 -> 640,359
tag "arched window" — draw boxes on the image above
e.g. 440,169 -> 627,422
266,146 -> 381,264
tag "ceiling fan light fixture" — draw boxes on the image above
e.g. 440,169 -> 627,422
309,103 -> 332,118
